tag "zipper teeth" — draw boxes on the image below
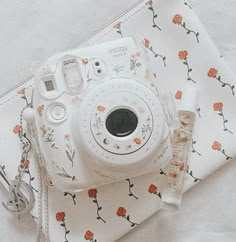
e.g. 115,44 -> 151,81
0,0 -> 145,100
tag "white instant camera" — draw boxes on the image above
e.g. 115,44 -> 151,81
28,38 -> 175,192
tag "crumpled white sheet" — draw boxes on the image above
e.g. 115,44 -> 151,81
0,0 -> 235,241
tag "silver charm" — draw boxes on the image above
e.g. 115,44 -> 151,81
2,179 -> 35,217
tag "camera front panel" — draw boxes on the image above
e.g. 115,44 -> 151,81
32,38 -> 172,191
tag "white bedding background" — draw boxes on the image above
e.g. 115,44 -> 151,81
0,0 -> 235,241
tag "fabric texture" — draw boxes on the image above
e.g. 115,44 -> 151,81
0,0 -> 236,241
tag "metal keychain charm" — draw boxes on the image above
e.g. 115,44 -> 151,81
2,179 -> 35,217
2,102 -> 35,218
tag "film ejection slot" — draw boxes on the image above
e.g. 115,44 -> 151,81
62,56 -> 83,92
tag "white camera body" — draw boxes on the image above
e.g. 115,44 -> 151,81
32,38 -> 172,191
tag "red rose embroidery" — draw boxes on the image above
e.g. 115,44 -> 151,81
173,14 -> 183,24
178,50 -> 188,60
213,102 -> 233,134
213,102 -> 223,111
84,230 -> 94,240
113,22 -> 123,37
145,0 -> 152,5
17,88 -> 26,94
178,50 -> 195,83
117,207 -> 126,217
143,38 -> 166,66
113,22 -> 121,29
211,141 -> 232,160
88,188 -> 97,198
146,0 -> 161,31
173,14 -> 199,43
208,68 -> 218,78
148,184 -> 157,194
148,184 -> 161,198
207,68 -> 234,95
88,188 -> 106,223
212,141 -> 221,151
56,212 -> 65,221
56,212 -> 70,240
116,207 -> 139,227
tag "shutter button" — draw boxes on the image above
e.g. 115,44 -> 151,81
50,104 -> 66,121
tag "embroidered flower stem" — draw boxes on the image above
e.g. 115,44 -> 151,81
220,149 -> 232,160
17,88 -> 32,107
56,212 -> 70,242
173,15 -> 199,43
160,168 -> 166,175
191,140 -> 201,156
0,165 -> 6,176
180,22 -> 199,43
116,26 -> 123,37
212,141 -> 232,160
84,230 -> 97,241
184,58 -> 196,83
126,179 -> 138,200
178,51 -> 196,83
93,196 -> 106,223
218,110 -> 233,134
213,103 -> 233,134
123,215 -> 139,227
22,93 -> 29,106
154,191 -> 162,198
147,46 -> 166,66
61,219 -> 69,242
184,1 -> 192,9
148,184 -> 161,199
147,2 -> 161,31
117,207 -> 138,227
186,170 -> 201,182
88,189 -> 106,223
196,107 -> 201,118
113,22 -> 123,37
64,192 -> 76,205
214,76 -> 235,95
208,69 -> 235,95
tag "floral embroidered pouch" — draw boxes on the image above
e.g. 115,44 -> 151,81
0,0 -> 235,241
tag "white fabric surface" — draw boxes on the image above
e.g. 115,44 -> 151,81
0,0 -> 236,242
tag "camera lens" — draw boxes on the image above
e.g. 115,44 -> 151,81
106,109 -> 138,137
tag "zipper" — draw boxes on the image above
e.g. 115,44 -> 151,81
0,0 -> 145,100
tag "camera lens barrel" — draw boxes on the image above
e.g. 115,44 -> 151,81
106,109 -> 138,137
